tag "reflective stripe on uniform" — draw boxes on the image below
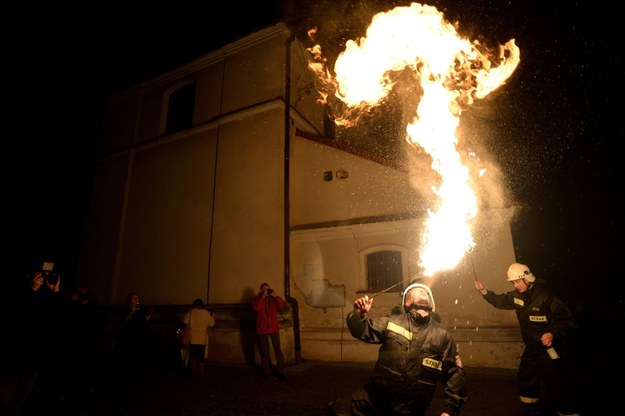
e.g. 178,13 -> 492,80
519,395 -> 539,404
387,321 -> 412,340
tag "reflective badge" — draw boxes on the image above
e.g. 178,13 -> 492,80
422,357 -> 442,370
529,315 -> 547,322
513,298 -> 524,306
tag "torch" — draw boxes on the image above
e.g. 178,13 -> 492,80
369,280 -> 408,299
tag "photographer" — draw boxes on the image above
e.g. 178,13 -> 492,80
252,283 -> 287,380
1,262 -> 64,416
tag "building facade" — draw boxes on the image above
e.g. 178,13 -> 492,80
78,23 -> 523,368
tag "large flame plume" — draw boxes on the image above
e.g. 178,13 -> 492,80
308,2 -> 520,276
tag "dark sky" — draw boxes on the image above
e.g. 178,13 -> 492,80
12,1 -> 622,309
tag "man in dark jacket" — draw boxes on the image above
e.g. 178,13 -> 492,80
1,265 -> 64,416
330,282 -> 467,416
474,262 -> 579,416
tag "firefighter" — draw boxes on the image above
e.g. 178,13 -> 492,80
474,263 -> 580,416
329,283 -> 467,416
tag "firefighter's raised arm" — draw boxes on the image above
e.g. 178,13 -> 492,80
353,295 -> 373,315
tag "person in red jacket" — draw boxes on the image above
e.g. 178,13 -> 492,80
252,282 -> 287,380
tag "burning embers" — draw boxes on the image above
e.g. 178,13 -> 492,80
307,2 -> 520,276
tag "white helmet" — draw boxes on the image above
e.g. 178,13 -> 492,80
506,263 -> 535,282
401,283 -> 435,312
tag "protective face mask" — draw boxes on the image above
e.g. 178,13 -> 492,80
408,307 -> 431,325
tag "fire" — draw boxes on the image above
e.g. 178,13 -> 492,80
308,2 -> 520,276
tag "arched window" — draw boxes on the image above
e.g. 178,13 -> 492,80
366,250 -> 403,292
165,83 -> 196,135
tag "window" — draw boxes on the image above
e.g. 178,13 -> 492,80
165,83 -> 196,135
366,250 -> 403,292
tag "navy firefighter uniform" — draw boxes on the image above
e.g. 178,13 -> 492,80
477,263 -> 580,416
331,283 -> 467,416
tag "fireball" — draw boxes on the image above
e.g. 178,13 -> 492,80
308,2 -> 520,276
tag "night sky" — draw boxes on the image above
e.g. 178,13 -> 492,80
11,1 -> 622,316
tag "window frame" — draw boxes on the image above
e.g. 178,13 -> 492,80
160,80 -> 197,136
358,245 -> 409,294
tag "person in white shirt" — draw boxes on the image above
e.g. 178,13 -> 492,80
183,298 -> 216,378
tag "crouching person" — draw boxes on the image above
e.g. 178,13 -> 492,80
329,283 -> 467,416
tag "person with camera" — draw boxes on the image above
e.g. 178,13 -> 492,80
252,283 -> 287,380
1,263 -> 64,416
117,292 -> 154,368
111,292 -> 155,410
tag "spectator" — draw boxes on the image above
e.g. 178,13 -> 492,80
116,291 -> 154,369
65,287 -> 106,393
252,283 -> 287,380
0,263 -> 63,416
182,298 -> 216,379
474,262 -> 580,416
112,291 -> 154,411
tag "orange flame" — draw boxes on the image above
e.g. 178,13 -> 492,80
308,3 -> 520,276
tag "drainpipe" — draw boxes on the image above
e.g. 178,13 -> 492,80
283,26 -> 301,362
206,53 -> 227,304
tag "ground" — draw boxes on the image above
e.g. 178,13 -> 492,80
18,357 -> 603,416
